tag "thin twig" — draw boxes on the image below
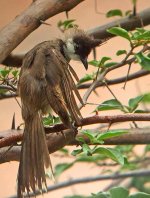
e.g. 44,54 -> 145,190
9,169 -> 150,198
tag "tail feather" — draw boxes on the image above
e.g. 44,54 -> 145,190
17,112 -> 53,197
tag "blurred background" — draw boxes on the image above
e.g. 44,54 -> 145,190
0,0 -> 149,197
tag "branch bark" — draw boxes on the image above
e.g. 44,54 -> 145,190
87,8 -> 150,39
0,0 -> 84,63
1,115 -> 150,163
9,169 -> 150,198
2,8 -> 150,67
78,70 -> 150,89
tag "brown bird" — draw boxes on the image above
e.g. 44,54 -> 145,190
17,28 -> 101,197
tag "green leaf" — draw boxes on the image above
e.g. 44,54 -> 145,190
88,60 -> 100,67
43,115 -> 61,126
128,95 -> 144,112
54,163 -> 73,177
82,130 -> 96,140
76,136 -> 86,144
0,89 -> 8,94
134,109 -> 147,113
104,62 -> 118,68
109,187 -> 129,198
81,130 -> 103,144
92,192 -> 110,198
59,148 -> 69,155
12,70 -> 19,77
97,130 -> 128,141
78,74 -> 94,84
134,30 -> 150,40
136,28 -> 146,34
116,50 -> 127,56
144,144 -> 150,153
107,27 -> 130,41
88,57 -> 111,67
58,19 -> 78,30
129,192 -> 150,198
0,68 -> 10,78
141,93 -> 150,103
125,10 -> 132,16
93,147 -> 125,165
135,52 -> 150,70
106,9 -> 123,17
115,145 -> 133,153
100,57 -> 112,66
71,149 -> 83,156
82,144 -> 92,156
76,155 -> 105,163
95,99 -> 123,112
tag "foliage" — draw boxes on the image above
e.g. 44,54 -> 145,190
64,186 -> 150,198
0,2 -> 150,198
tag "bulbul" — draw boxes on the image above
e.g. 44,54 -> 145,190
17,28 -> 101,197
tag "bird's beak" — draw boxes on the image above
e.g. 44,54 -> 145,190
80,57 -> 88,70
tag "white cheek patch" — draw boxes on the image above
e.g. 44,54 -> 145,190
66,38 -> 75,53
65,38 -> 80,61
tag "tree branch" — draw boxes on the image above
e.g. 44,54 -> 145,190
87,8 -> 150,39
0,93 -> 18,100
9,169 -> 150,198
1,115 -> 150,163
0,0 -> 84,63
78,70 -> 150,89
2,8 -> 150,67
2,54 -> 24,67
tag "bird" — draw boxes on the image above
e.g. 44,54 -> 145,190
17,28 -> 101,197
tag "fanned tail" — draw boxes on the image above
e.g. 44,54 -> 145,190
17,112 -> 53,197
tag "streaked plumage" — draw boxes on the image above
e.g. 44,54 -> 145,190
17,28 -> 101,197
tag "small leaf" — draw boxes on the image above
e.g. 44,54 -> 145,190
144,144 -> 150,154
71,149 -> 83,156
95,99 -> 123,111
92,192 -> 110,198
97,130 -> 128,141
116,50 -> 127,56
100,57 -> 111,66
128,95 -> 144,112
0,68 -> 10,78
106,9 -> 123,17
141,93 -> 150,103
59,148 -> 69,155
107,27 -> 130,41
54,163 -> 73,177
82,130 -> 96,142
136,28 -> 146,34
129,192 -> 150,198
104,62 -> 118,68
109,187 -> 129,198
134,109 -> 147,113
93,147 -> 125,165
43,115 -> 61,126
82,144 -> 92,156
135,52 -> 150,70
76,136 -> 86,144
78,74 -> 94,84
88,60 -> 100,67
125,10 -> 132,16
76,155 -> 105,163
12,70 -> 19,77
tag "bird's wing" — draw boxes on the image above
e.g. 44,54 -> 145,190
44,44 -> 83,126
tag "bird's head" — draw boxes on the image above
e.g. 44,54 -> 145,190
63,28 -> 101,70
